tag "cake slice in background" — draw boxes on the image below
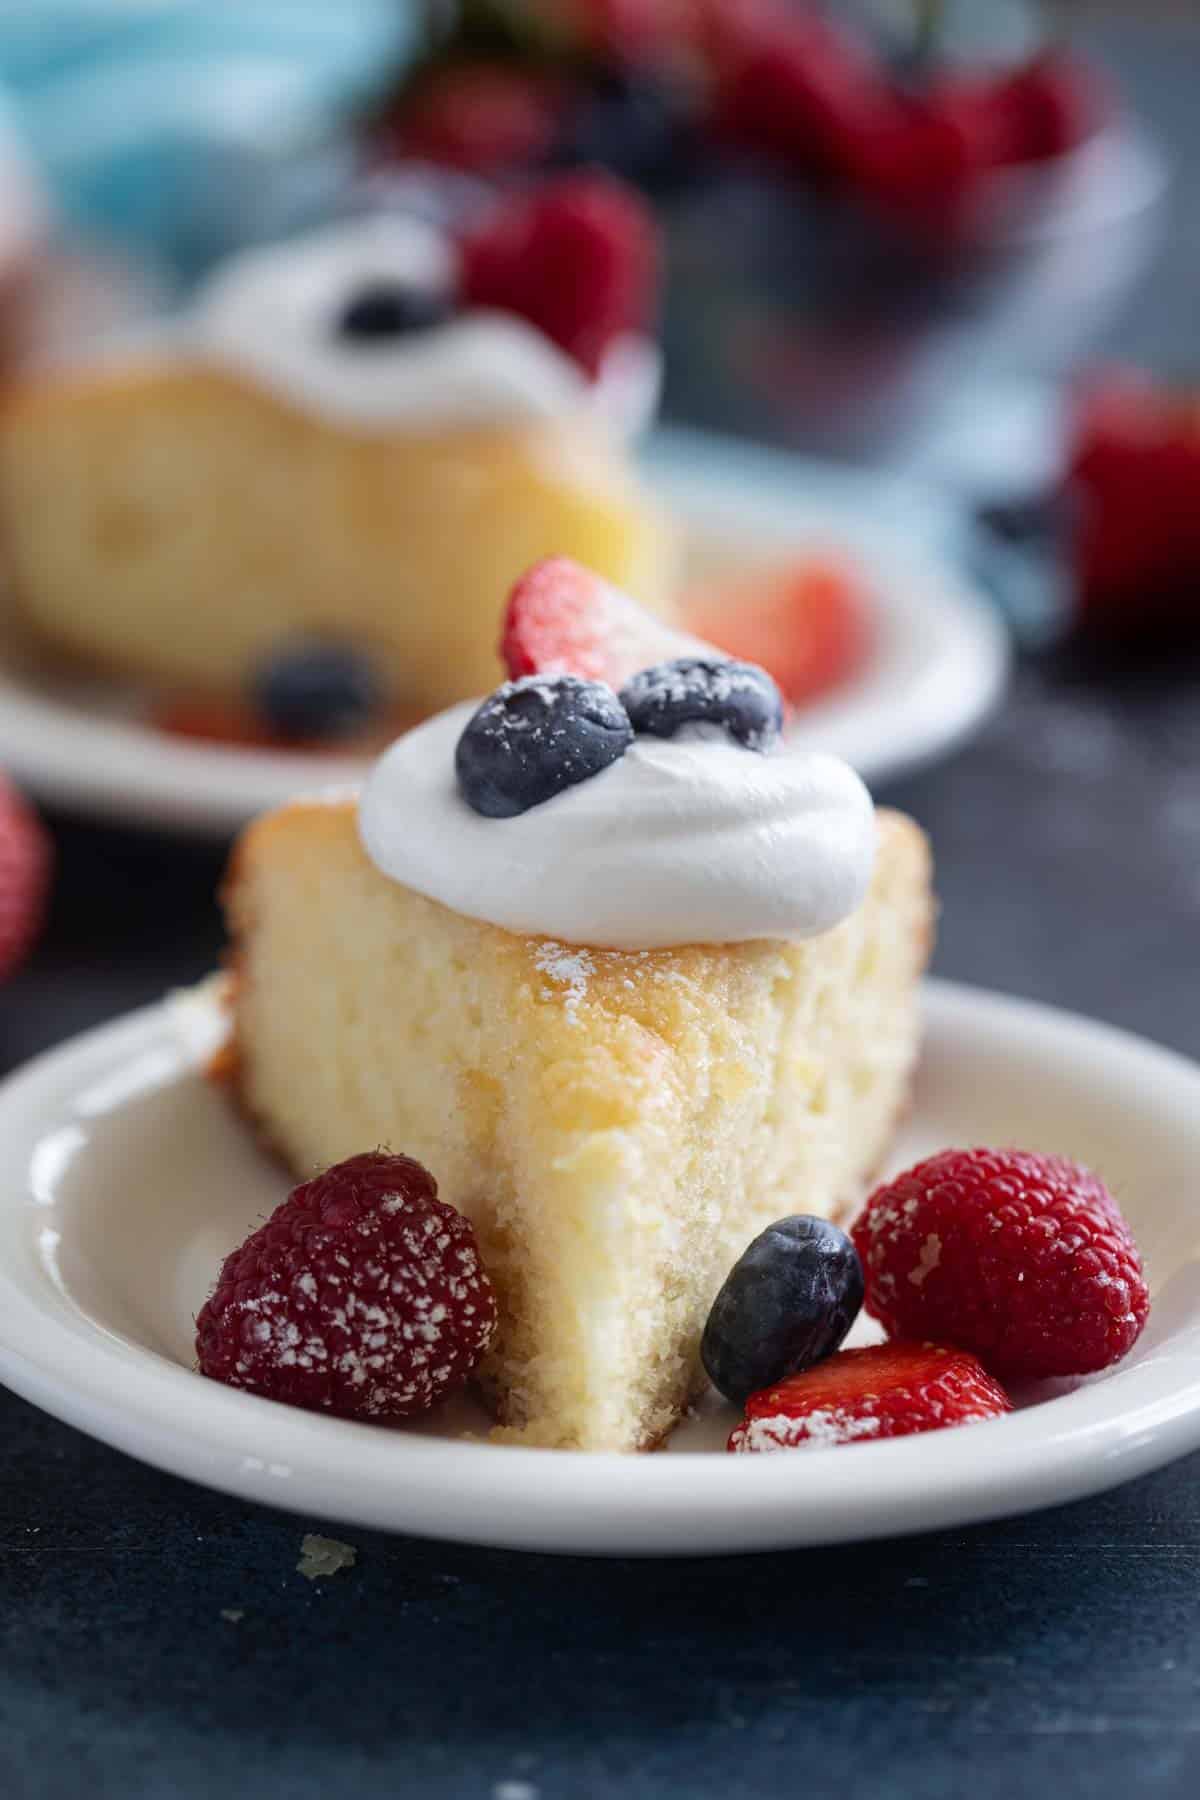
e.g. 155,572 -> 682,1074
0,178 -> 676,719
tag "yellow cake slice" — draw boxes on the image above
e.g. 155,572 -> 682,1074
0,366 -> 674,714
221,796 -> 932,1452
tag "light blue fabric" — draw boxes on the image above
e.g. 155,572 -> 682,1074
0,1 -> 418,280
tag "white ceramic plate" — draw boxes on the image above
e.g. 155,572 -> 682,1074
1,978 -> 1197,1557
0,435 -> 1006,834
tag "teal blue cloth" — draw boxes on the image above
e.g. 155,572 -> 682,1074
0,1 -> 417,279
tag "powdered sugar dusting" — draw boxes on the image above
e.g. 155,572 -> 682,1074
908,1233 -> 942,1288
534,941 -> 595,1019
731,1410 -> 883,1453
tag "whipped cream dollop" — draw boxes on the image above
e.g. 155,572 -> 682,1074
359,702 -> 877,950
178,214 -> 659,437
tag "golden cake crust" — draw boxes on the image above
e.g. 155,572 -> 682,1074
0,361 -> 677,710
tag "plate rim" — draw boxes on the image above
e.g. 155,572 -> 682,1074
2,977 -> 1196,1557
0,438 -> 1007,834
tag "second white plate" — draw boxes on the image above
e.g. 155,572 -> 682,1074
0,434 -> 1006,834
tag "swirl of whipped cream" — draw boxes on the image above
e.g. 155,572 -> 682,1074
182,214 -> 660,437
359,702 -> 877,950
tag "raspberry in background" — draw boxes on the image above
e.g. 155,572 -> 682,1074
728,1341 -> 1010,1453
459,172 -> 660,374
196,1152 -> 497,1420
0,775 -> 51,982
853,1149 -> 1150,1380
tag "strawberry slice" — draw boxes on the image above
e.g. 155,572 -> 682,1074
728,1341 -> 1011,1454
685,557 -> 872,707
501,556 -> 715,689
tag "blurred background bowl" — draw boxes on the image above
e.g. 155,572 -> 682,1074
661,117 -> 1167,458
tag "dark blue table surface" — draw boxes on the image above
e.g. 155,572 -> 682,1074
3,19 -> 1200,1800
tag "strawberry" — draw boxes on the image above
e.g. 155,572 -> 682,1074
728,1341 -> 1011,1454
686,558 -> 872,707
459,172 -> 660,375
0,775 -> 51,982
501,556 -> 714,689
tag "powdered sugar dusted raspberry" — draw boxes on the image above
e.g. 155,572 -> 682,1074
196,1152 -> 497,1419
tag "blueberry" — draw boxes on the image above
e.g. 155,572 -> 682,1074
701,1215 -> 864,1406
252,641 -> 382,741
553,70 -> 695,193
456,674 -> 633,819
336,281 -> 453,341
619,657 -> 782,751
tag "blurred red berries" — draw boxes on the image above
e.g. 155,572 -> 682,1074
1068,369 -> 1200,646
383,63 -> 571,174
0,775 -> 50,982
459,172 -> 660,374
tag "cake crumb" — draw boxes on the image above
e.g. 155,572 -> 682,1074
297,1533 -> 357,1581
219,1607 -> 245,1624
534,942 -> 595,1018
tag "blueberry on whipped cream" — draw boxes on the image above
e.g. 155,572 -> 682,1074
337,281 -> 454,342
620,657 -> 782,751
455,675 -> 633,818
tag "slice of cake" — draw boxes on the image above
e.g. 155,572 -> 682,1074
0,186 -> 675,716
217,562 -> 933,1452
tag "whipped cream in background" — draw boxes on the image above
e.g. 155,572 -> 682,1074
83,215 -> 660,438
359,702 -> 877,951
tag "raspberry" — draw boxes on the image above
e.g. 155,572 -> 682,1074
459,172 -> 660,375
385,63 -> 570,174
853,1150 -> 1150,1380
0,775 -> 51,982
993,52 -> 1107,164
501,555 -> 712,689
196,1152 -> 498,1419
729,1341 -> 1010,1453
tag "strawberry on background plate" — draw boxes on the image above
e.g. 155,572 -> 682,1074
502,555 -> 714,689
0,774 -> 51,983
685,557 -> 872,708
458,172 -> 660,375
728,1340 -> 1011,1454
